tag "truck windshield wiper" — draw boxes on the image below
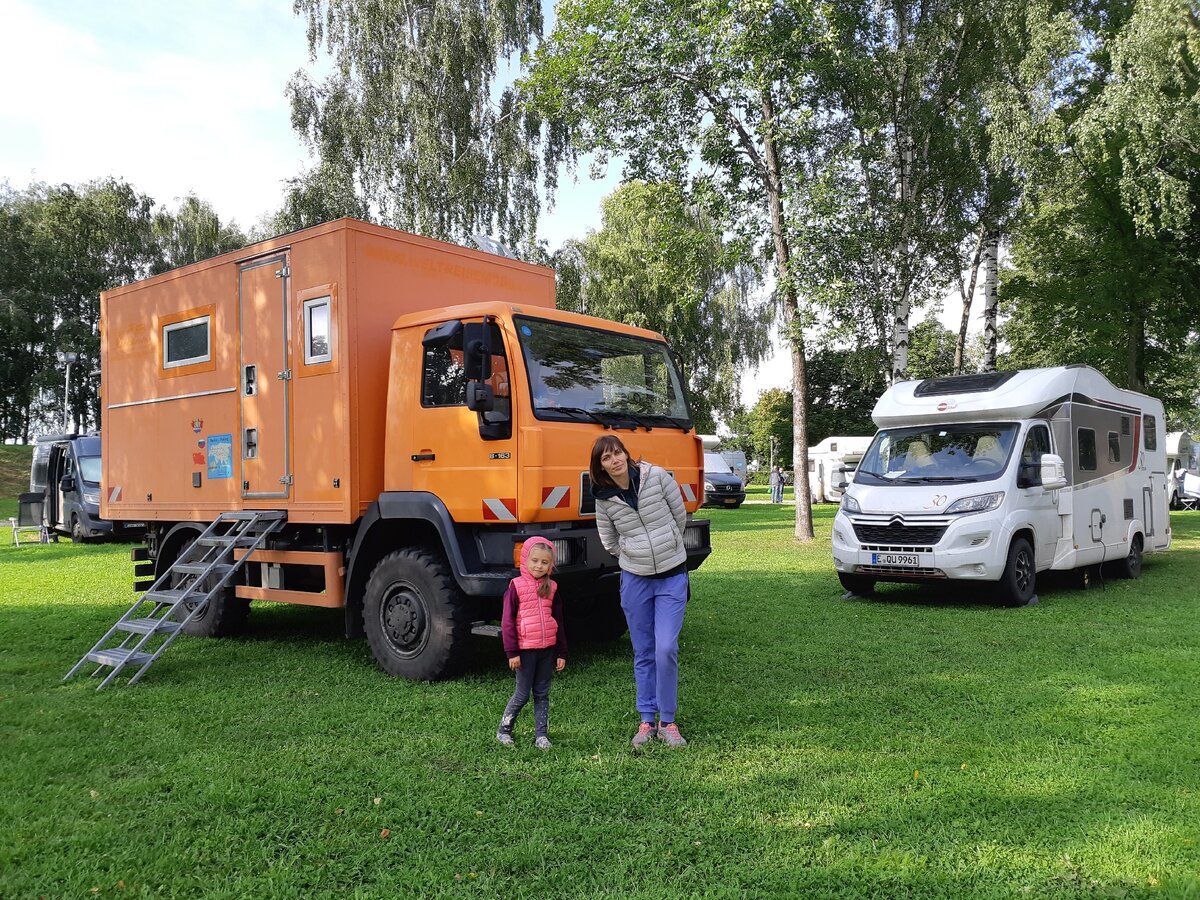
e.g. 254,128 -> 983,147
639,413 -> 692,431
538,406 -> 607,425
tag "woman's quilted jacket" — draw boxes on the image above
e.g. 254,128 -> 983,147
595,461 -> 687,576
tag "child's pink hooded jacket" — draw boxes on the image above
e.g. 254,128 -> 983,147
501,536 -> 568,660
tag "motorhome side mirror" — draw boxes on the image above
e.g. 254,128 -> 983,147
1040,453 -> 1067,490
60,475 -> 77,493
462,323 -> 492,381
466,381 -> 495,412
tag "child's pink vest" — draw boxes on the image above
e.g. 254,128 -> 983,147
513,536 -> 558,650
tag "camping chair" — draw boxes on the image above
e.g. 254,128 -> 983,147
1181,473 -> 1200,512
9,492 -> 51,546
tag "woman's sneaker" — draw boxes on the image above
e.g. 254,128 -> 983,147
496,731 -> 514,746
631,722 -> 657,748
535,736 -> 552,751
657,723 -> 687,748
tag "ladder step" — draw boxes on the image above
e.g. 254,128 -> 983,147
117,617 -> 183,635
220,510 -> 286,521
174,562 -> 233,576
471,623 -> 502,638
87,647 -> 153,668
196,536 -> 256,548
142,588 -> 196,606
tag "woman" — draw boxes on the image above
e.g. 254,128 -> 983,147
590,434 -> 690,748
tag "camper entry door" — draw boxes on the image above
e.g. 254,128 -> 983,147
238,254 -> 292,501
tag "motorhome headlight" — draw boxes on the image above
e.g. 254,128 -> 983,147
704,480 -> 714,492
945,492 -> 1004,514
841,494 -> 861,513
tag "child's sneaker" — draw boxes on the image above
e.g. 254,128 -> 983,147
535,736 -> 552,751
631,722 -> 657,748
496,731 -> 514,746
657,722 -> 687,748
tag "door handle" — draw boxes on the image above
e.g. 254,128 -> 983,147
412,453 -> 435,461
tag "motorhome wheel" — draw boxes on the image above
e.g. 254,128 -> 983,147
1113,534 -> 1143,580
363,548 -> 470,680
837,573 -> 876,596
996,538 -> 1036,607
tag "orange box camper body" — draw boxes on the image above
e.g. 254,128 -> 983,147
99,219 -> 710,679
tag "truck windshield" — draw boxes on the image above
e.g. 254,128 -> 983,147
854,423 -> 1019,485
515,316 -> 692,429
78,455 -> 102,484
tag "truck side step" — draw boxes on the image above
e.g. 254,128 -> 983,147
64,510 -> 287,690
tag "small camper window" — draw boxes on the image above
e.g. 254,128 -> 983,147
303,297 -> 332,364
163,316 -> 211,368
1078,428 -> 1097,471
1143,414 -> 1157,450
1108,431 -> 1121,463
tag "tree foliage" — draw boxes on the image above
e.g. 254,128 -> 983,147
152,194 -> 247,274
558,182 -> 772,432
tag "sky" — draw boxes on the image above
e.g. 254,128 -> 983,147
0,0 -> 977,410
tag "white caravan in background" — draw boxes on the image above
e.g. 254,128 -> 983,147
1164,432 -> 1197,508
831,366 -> 1171,606
808,436 -> 873,502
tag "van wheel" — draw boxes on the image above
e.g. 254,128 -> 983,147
160,528 -> 249,637
996,537 -> 1036,607
71,516 -> 88,544
363,548 -> 470,680
838,573 -> 876,596
1114,534 -> 1143,580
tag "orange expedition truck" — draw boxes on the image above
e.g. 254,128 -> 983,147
95,219 -> 711,681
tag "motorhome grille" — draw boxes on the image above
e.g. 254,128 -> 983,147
860,565 -> 946,578
913,371 -> 1018,397
852,523 -> 947,545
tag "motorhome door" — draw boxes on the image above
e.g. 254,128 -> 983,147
238,254 -> 292,500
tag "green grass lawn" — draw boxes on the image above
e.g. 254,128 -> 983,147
2,507 -> 1199,898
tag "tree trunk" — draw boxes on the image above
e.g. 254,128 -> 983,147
954,223 -> 987,374
981,233 -> 999,371
762,92 -> 813,541
1127,302 -> 1146,391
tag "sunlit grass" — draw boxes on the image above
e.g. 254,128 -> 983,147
2,507 -> 1198,897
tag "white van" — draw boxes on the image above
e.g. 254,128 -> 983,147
831,366 -> 1171,605
808,436 -> 873,502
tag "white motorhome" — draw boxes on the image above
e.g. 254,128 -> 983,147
831,366 -> 1171,605
1164,432 -> 1197,508
808,436 -> 873,502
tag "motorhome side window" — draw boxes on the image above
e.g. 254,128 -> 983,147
1078,428 -> 1097,471
421,322 -> 507,408
1143,414 -> 1157,450
162,316 -> 211,368
1108,431 -> 1122,463
303,297 -> 332,364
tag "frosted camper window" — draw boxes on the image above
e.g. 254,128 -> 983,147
1078,428 -> 1097,471
303,297 -> 332,364
1108,431 -> 1122,463
1144,414 -> 1157,451
163,316 -> 211,368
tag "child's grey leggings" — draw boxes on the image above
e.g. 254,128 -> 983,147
499,647 -> 555,737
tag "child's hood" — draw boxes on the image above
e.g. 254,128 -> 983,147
519,535 -> 556,580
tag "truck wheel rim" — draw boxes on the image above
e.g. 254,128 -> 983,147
381,582 -> 429,657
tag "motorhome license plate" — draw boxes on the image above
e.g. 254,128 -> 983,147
872,552 -> 920,567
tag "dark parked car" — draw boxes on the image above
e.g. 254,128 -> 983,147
702,451 -> 745,509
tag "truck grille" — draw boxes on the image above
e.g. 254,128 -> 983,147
852,523 -> 947,546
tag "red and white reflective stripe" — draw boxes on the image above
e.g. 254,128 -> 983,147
108,486 -> 122,503
680,483 -> 697,503
482,498 -> 517,521
541,486 -> 570,509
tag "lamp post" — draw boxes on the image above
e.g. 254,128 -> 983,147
57,351 -> 78,431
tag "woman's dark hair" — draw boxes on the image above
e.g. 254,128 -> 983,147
590,435 -> 636,490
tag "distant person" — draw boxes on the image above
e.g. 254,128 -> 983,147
496,536 -> 567,750
769,466 -> 784,503
590,434 -> 690,749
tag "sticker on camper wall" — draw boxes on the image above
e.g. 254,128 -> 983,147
208,434 -> 233,480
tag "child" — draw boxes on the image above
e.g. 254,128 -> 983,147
496,536 -> 567,749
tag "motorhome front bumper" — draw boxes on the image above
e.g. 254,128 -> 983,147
831,511 -> 1007,581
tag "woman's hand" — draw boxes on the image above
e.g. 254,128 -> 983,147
556,658 -> 567,672
508,656 -> 521,670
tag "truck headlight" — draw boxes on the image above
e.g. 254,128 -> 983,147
945,492 -> 1004,514
841,494 -> 860,513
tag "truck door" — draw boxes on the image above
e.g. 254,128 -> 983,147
410,320 -> 516,523
238,254 -> 291,501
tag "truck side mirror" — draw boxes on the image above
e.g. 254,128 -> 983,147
60,475 -> 77,493
1039,453 -> 1067,490
462,322 -> 492,381
466,381 -> 495,412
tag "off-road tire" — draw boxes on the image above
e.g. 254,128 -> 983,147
1113,534 -> 1143,580
996,537 -> 1036,607
363,547 -> 471,681
159,528 -> 249,637
567,580 -> 629,643
838,572 -> 877,596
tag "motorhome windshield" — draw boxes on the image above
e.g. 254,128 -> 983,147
78,456 -> 102,484
854,423 -> 1019,485
515,317 -> 692,429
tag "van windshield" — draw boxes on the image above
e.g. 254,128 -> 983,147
703,452 -> 733,474
515,316 -> 692,430
854,423 -> 1018,485
78,456 -> 102,484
